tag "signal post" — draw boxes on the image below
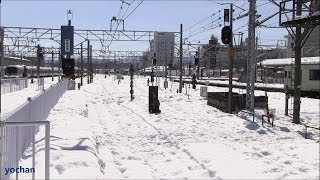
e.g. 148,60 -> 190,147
221,4 -> 234,113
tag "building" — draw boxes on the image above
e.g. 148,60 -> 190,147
149,32 -> 175,66
286,25 -> 320,57
200,35 -> 218,70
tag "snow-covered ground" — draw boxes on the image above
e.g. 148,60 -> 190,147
1,77 -> 60,118
9,75 -> 320,179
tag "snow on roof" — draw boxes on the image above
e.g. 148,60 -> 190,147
259,57 -> 320,66
4,56 -> 31,61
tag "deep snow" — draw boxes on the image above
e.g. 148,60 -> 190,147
3,75 -> 320,179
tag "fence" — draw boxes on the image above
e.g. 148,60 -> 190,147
0,80 -> 69,180
263,78 -> 284,84
1,78 -> 28,94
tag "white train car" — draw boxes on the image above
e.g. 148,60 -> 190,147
3,65 -> 87,79
284,64 -> 320,93
4,65 -> 61,78
261,56 -> 320,97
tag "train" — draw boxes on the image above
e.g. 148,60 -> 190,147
3,65 -> 87,79
260,56 -> 320,98
284,64 -> 320,98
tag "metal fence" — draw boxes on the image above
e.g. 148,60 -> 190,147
1,78 -> 28,94
0,80 -> 69,180
264,78 -> 284,84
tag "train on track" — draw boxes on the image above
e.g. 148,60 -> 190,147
3,65 -> 87,79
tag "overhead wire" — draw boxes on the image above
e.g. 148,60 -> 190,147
121,0 -> 135,19
184,0 -> 250,44
108,0 -> 144,49
184,10 -> 222,32
123,0 -> 144,20
185,16 -> 222,38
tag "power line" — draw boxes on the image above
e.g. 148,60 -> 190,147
108,0 -> 142,49
121,0 -> 135,19
123,0 -> 144,20
185,16 -> 222,38
184,10 -> 222,32
185,21 -> 222,39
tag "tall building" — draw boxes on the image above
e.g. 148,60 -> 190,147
150,32 -> 175,66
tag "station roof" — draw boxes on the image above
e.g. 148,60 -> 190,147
259,56 -> 320,66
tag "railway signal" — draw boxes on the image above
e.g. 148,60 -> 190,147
129,64 -> 134,100
61,56 -> 75,78
195,57 -> 199,66
221,26 -> 232,45
224,9 -> 230,22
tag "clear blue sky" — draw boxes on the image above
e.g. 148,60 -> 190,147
1,0 -> 288,52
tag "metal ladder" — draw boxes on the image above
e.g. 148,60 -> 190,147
288,58 -> 294,116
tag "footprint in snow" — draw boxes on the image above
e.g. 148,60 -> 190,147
119,167 -> 127,173
261,151 -> 271,156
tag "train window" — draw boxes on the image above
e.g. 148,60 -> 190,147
309,69 -> 320,80
5,67 -> 17,74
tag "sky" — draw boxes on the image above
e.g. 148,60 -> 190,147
0,0 -> 288,54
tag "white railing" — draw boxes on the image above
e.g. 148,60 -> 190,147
0,80 -> 69,180
1,78 -> 28,94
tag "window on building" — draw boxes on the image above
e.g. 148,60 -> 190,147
285,71 -> 287,78
309,69 -> 320,80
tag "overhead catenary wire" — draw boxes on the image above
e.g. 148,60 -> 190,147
123,0 -> 144,20
184,1 -> 250,44
184,10 -> 222,32
184,17 -> 222,39
107,0 -> 144,50
121,0 -> 135,19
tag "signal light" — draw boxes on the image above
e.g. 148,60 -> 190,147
61,57 -> 75,76
195,57 -> 199,66
221,26 -> 232,45
224,9 -> 230,22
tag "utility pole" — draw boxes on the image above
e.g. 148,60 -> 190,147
80,42 -> 83,86
246,0 -> 257,118
293,1 -> 302,124
179,24 -> 183,93
279,0 -> 319,123
36,45 -> 41,88
90,45 -> 93,83
51,50 -> 54,81
87,40 -> 90,84
197,46 -> 200,80
228,3 -> 234,114
58,51 -> 61,81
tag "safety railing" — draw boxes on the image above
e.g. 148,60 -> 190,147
0,121 -> 50,180
1,78 -> 28,94
0,80 -> 69,180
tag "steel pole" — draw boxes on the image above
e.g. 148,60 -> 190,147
80,43 -> 83,86
228,3 -> 234,113
293,1 -> 302,124
179,24 -> 183,93
51,50 -> 54,81
87,40 -> 90,84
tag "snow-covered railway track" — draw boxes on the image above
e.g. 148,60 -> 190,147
88,77 -> 217,178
